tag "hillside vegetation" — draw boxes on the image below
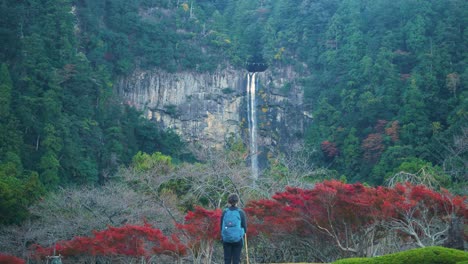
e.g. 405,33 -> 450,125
0,152 -> 466,263
0,0 -> 466,262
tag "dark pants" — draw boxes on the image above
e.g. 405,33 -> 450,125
223,240 -> 243,264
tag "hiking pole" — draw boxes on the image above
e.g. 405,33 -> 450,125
244,233 -> 250,264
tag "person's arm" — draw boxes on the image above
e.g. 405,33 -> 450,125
240,209 -> 247,233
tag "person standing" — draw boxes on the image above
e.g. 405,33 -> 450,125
220,193 -> 247,264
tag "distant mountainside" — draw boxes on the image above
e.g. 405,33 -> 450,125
0,0 -> 466,224
107,0 -> 466,186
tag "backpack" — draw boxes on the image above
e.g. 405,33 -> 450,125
221,208 -> 245,243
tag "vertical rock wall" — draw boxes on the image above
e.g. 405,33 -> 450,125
116,66 -> 312,151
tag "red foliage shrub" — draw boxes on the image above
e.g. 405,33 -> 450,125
176,206 -> 222,246
28,182 -> 466,261
245,180 -> 467,253
0,253 -> 25,264
246,198 -> 299,237
387,183 -> 466,220
247,180 -> 389,253
175,206 -> 223,262
31,223 -> 187,260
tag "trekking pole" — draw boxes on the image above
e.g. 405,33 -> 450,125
244,233 -> 250,264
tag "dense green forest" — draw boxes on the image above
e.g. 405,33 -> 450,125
0,0 -> 193,224
0,0 -> 466,226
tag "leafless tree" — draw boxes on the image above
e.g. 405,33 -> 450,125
385,168 -> 441,190
0,181 -> 178,261
253,145 -> 321,198
384,192 -> 458,248
442,127 -> 468,192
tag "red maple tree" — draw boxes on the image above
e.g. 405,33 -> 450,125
385,183 -> 466,247
28,182 -> 466,262
176,206 -> 222,263
32,223 -> 187,262
246,180 -> 466,256
247,181 -> 387,255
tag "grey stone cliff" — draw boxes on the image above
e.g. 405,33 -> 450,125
116,66 -> 312,151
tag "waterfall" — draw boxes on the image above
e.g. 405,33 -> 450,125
247,72 -> 259,180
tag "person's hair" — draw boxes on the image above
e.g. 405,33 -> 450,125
228,193 -> 239,206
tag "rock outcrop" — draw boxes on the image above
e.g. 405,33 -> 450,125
117,66 -> 311,152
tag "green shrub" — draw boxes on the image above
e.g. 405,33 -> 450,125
221,87 -> 235,94
333,247 -> 468,264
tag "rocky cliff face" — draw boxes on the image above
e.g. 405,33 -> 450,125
117,66 -> 312,152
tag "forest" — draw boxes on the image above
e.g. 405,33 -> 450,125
0,0 -> 466,263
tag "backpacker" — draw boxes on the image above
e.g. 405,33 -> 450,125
221,208 -> 244,243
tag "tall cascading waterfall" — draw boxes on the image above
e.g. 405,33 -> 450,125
246,72 -> 259,180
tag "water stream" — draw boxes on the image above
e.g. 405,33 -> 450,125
246,72 -> 259,180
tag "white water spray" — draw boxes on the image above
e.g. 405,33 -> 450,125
247,72 -> 259,180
